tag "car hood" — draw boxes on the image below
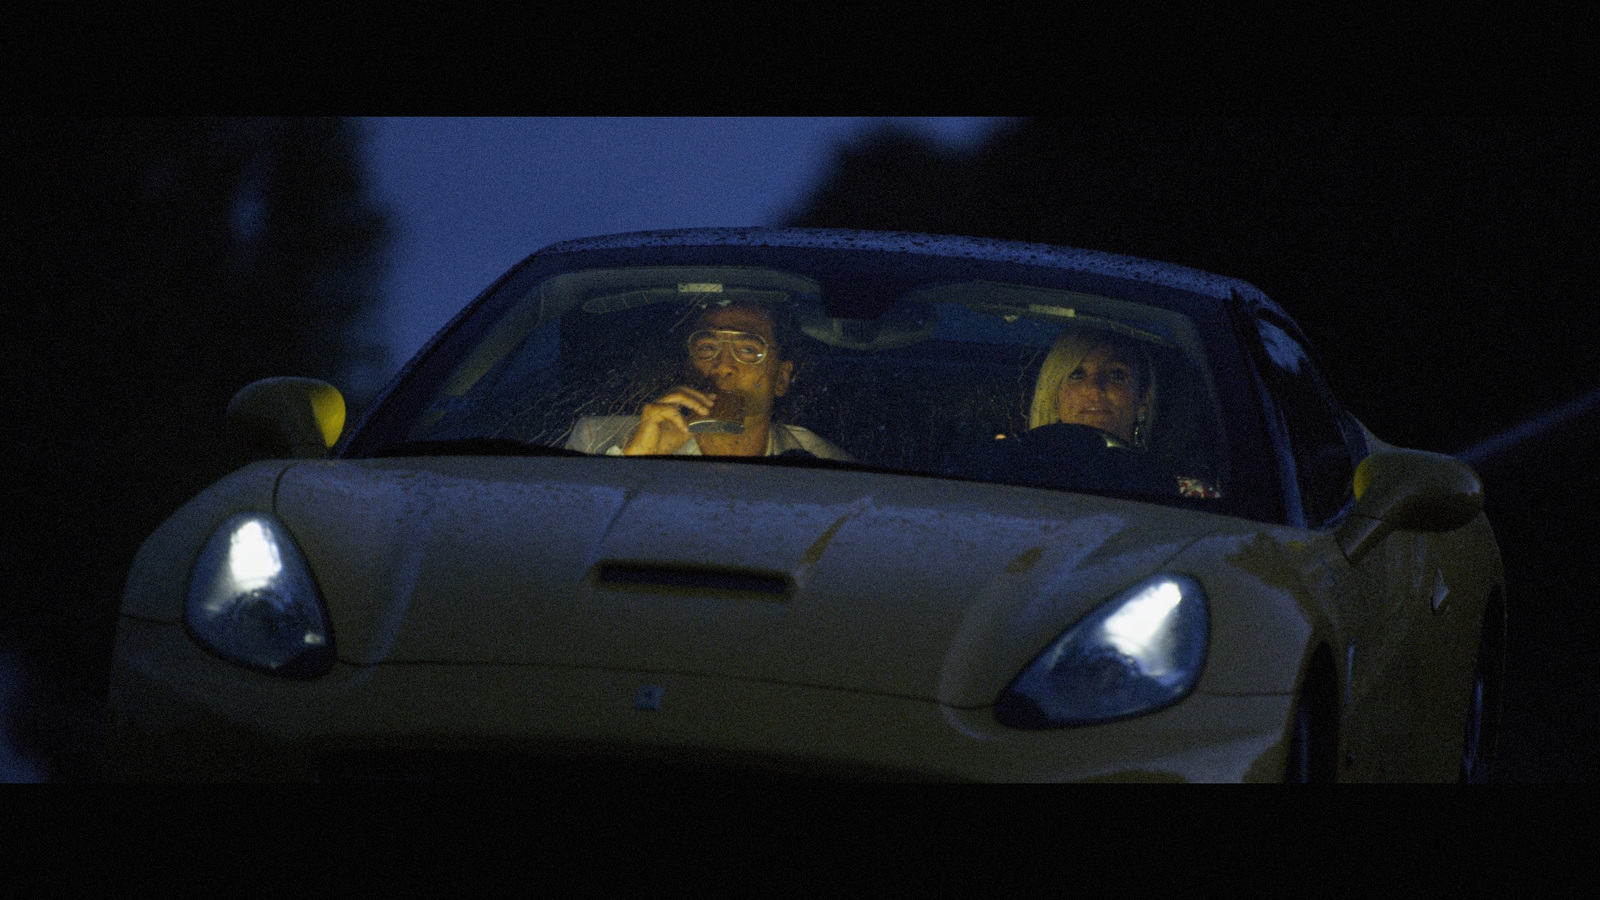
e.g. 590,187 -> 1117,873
276,457 -> 1218,707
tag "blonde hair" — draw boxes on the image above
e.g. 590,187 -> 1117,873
1029,326 -> 1155,438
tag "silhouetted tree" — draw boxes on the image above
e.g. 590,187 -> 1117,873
1,117 -> 391,700
789,118 -> 1600,456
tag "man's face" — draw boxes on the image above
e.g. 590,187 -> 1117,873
686,305 -> 793,419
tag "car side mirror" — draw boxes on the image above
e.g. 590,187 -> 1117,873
1335,449 -> 1484,563
225,377 -> 345,460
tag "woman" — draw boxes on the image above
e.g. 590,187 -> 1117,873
1031,326 -> 1152,447
1027,326 -> 1219,499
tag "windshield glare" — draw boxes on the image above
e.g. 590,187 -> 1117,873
351,252 -> 1267,514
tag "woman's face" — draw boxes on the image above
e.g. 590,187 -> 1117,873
1055,343 -> 1147,443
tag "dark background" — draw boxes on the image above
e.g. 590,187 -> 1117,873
5,117 -> 1595,780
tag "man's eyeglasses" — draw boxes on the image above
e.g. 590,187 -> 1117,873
687,330 -> 772,365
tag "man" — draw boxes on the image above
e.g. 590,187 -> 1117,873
566,302 -> 851,460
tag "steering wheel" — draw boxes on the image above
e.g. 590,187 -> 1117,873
958,423 -> 1175,496
1065,424 -> 1132,450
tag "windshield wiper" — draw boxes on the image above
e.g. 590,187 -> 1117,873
362,438 -> 588,459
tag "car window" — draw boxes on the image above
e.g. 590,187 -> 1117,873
1249,311 -> 1363,528
348,248 -> 1280,519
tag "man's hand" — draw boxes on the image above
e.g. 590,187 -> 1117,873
621,386 -> 716,455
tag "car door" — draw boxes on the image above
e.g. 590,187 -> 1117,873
1241,304 -> 1452,779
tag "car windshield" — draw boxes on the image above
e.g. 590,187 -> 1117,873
347,241 -> 1280,519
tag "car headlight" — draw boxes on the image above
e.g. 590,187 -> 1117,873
995,574 -> 1208,728
185,512 -> 334,678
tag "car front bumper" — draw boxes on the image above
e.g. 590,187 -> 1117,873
106,618 -> 1295,782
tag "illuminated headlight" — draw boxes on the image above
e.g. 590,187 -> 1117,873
184,512 -> 334,678
996,574 -> 1208,728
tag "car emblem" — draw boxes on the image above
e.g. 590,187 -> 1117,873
634,685 -> 665,710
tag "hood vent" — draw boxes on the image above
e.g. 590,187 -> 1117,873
595,562 -> 792,600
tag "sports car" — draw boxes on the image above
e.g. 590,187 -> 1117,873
105,228 -> 1504,781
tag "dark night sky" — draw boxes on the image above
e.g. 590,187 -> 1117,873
357,117 -> 1012,387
